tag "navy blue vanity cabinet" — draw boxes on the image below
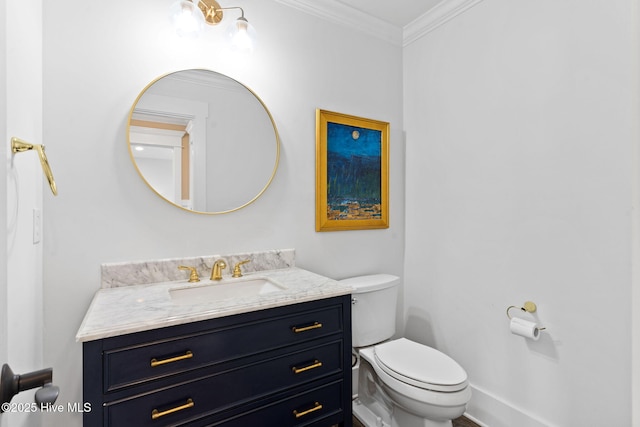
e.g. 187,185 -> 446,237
82,295 -> 352,427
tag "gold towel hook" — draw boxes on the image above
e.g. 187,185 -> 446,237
11,137 -> 58,196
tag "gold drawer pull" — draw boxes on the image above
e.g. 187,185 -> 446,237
291,322 -> 323,333
150,351 -> 193,367
151,398 -> 194,420
292,360 -> 323,374
293,401 -> 323,419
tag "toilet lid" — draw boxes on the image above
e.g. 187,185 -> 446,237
374,338 -> 468,392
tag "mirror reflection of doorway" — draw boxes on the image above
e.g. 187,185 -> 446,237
129,117 -> 193,209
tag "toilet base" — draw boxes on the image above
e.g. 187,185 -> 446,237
353,398 -> 391,427
353,398 -> 452,427
393,405 -> 453,427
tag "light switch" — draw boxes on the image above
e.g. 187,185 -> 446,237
33,208 -> 41,244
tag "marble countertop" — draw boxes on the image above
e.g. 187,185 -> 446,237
76,267 -> 352,342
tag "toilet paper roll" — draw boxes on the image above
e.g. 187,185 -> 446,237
509,317 -> 541,341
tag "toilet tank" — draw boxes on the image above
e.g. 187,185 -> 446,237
340,274 -> 400,347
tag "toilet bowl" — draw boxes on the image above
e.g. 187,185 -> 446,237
361,339 -> 471,426
342,275 -> 471,427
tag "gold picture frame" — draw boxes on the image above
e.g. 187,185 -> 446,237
316,109 -> 389,231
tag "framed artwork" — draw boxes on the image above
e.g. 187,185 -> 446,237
315,109 -> 389,231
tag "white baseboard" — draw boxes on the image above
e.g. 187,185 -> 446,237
466,384 -> 554,427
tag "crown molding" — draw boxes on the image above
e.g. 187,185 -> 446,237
403,0 -> 486,46
274,0 -> 485,48
273,0 -> 403,46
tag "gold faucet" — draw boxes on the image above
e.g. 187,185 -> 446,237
210,259 -> 227,280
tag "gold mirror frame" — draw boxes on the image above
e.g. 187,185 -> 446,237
126,69 -> 280,215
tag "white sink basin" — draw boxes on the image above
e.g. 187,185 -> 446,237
170,277 -> 287,305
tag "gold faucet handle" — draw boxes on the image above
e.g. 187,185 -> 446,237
178,266 -> 200,283
232,260 -> 251,278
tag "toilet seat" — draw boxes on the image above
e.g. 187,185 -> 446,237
374,338 -> 468,393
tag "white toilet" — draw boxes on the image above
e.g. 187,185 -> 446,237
342,274 -> 471,427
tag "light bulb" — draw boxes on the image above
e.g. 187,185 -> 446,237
227,17 -> 257,53
169,0 -> 205,38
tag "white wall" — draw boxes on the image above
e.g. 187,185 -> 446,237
0,0 -> 9,375
404,1 -> 634,425
634,0 -> 640,419
41,1 -> 404,426
2,1 -> 44,427
632,3 -> 640,424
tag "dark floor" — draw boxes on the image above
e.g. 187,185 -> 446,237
353,415 -> 480,427
452,416 -> 482,427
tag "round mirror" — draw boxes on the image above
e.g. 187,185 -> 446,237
127,69 -> 280,214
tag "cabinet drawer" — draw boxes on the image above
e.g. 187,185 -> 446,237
105,305 -> 343,392
210,380 -> 345,427
106,341 -> 344,426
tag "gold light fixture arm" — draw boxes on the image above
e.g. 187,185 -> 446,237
196,0 -> 245,25
11,137 -> 58,196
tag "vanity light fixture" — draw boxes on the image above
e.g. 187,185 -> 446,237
170,0 -> 257,52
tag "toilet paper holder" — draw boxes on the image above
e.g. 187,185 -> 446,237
506,301 -> 546,330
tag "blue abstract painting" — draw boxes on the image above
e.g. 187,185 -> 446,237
326,122 -> 382,220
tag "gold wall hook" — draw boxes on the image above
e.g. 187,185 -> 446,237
11,137 -> 58,196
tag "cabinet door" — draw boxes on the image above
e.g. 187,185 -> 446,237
198,380 -> 348,427
104,305 -> 344,392
106,341 -> 344,426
